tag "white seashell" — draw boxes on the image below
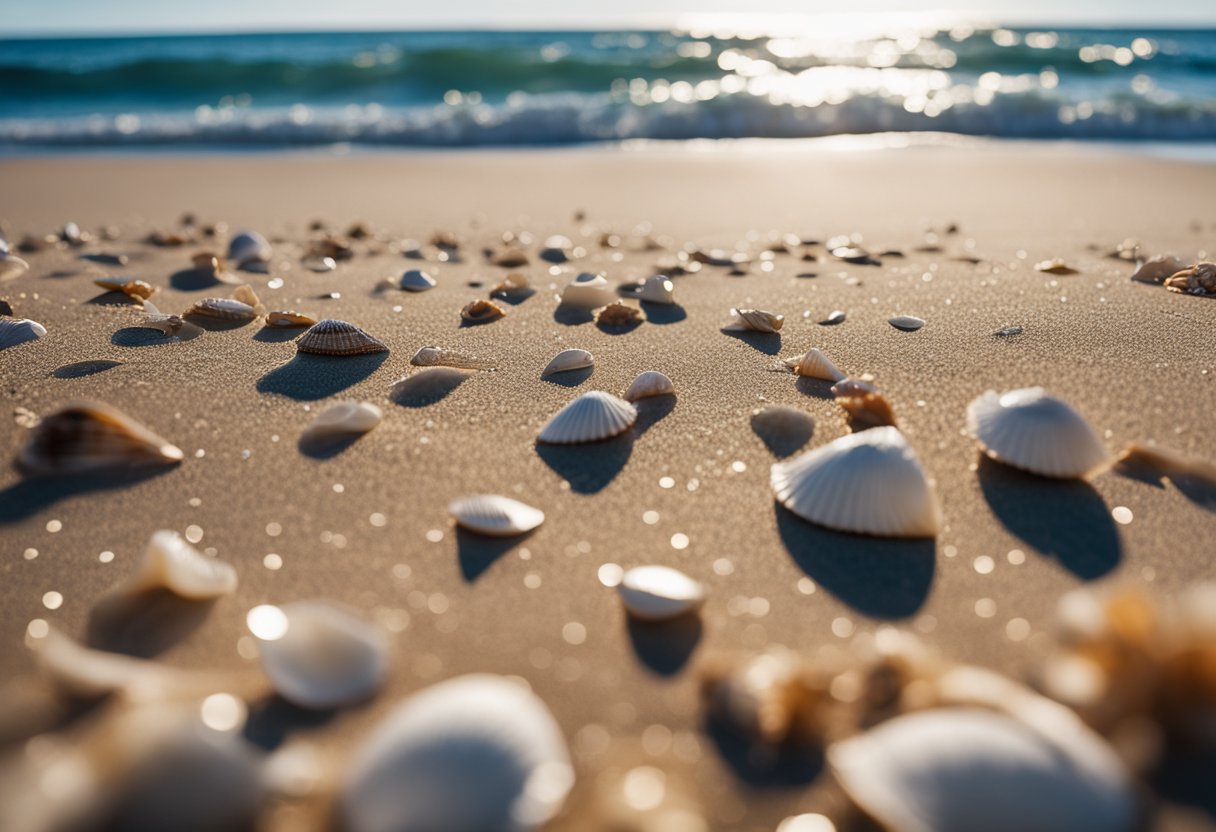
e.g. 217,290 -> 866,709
400,269 -> 437,292
297,319 -> 389,356
0,317 -> 46,350
542,348 -> 594,377
617,565 -> 705,621
410,345 -> 495,370
966,388 -> 1109,479
828,708 -> 1136,832
1130,254 -> 1185,285
17,400 -> 184,475
0,243 -> 30,281
448,495 -> 545,537
821,310 -> 846,325
538,391 -> 637,444
341,674 -> 574,832
541,234 -> 574,262
637,275 -> 676,305
771,426 -> 941,537
127,529 -> 238,600
560,272 -> 614,308
27,626 -> 207,700
1035,258 -> 1079,275
782,348 -> 845,381
303,255 -> 338,273
302,401 -> 382,441
888,315 -> 925,331
723,308 -> 784,333
251,601 -> 389,709
227,230 -> 272,266
623,370 -> 674,402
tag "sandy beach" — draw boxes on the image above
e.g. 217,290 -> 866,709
2,140 -> 1215,830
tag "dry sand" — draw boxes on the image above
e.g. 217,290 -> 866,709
1,140 -> 1215,830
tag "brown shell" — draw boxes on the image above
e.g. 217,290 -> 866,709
297,319 -> 389,355
307,236 -> 355,261
460,299 -> 506,324
1164,262 -> 1216,296
596,301 -> 642,327
17,400 -> 183,476
266,310 -> 317,328
94,277 -> 156,300
831,379 -> 899,431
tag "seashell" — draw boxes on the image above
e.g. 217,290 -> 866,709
1130,254 -> 1185,285
147,228 -> 191,246
61,221 -> 85,245
461,299 -> 506,324
411,345 -> 495,370
448,494 -> 545,537
538,391 -> 637,444
29,625 -> 175,699
561,272 -> 615,308
303,255 -> 338,273
17,400 -> 183,475
782,347 -> 845,381
306,236 -> 354,261
542,348 -> 594,377
140,300 -> 203,341
1164,261 -> 1216,296
251,600 -> 389,709
400,269 -> 437,292
0,299 -> 11,316
341,674 -> 574,832
820,309 -> 846,326
993,325 -> 1023,337
1116,441 -> 1216,487
297,319 -> 389,356
751,406 -> 815,456
0,317 -> 46,350
540,235 -> 575,263
966,387 -> 1108,479
888,315 -> 925,332
832,245 -> 880,265
637,275 -> 676,305
828,708 -> 1135,832
266,310 -> 317,328
490,246 -> 529,268
623,370 -> 674,402
701,648 -> 816,744
227,230 -> 272,266
723,308 -> 784,334
596,301 -> 642,327
491,272 -> 530,299
618,565 -> 705,621
1035,257 -> 1080,275
186,284 -> 263,320
430,229 -> 460,250
832,378 -> 898,430
302,401 -> 382,441
0,241 -> 31,282
771,426 -> 941,537
94,276 -> 156,300
126,529 -> 238,600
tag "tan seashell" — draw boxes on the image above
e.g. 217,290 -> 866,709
17,400 -> 183,475
400,269 -> 437,292
538,391 -> 637,444
0,317 -> 46,350
0,240 -> 31,282
888,315 -> 925,332
618,565 -> 705,621
411,345 -> 495,370
1129,254 -> 1185,285
266,310 -> 317,328
461,299 -> 506,324
185,284 -> 264,320
596,301 -> 642,327
637,275 -> 676,305
1164,262 -> 1216,296
782,348 -> 845,381
623,370 -> 674,402
490,246 -> 529,268
1115,442 -> 1216,486
1035,257 -> 1080,275
832,378 -> 898,429
966,387 -> 1108,479
701,648 -> 818,744
94,276 -> 156,300
561,272 -> 615,308
542,348 -> 594,377
297,319 -> 389,356
191,251 -> 240,284
448,494 -> 546,537
302,401 -> 382,442
126,529 -> 238,600
723,308 -> 784,334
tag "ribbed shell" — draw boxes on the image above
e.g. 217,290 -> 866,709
17,400 -> 184,475
618,566 -> 705,621
0,317 -> 46,350
448,495 -> 546,537
538,391 -> 637,444
227,230 -> 272,265
542,348 -> 594,377
771,426 -> 941,537
783,348 -> 845,381
638,275 -> 676,304
0,249 -> 30,281
966,388 -> 1109,479
623,370 -> 674,402
400,269 -> 437,292
297,319 -> 389,356
129,529 -> 238,600
724,308 -> 784,333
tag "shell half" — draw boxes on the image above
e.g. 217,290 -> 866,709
623,370 -> 674,402
966,388 -> 1108,479
302,401 -> 382,441
448,495 -> 546,537
1130,254 -> 1185,285
888,315 -> 925,332
542,348 -> 594,377
0,317 -> 46,350
266,311 -> 317,328
227,231 -> 272,266
127,529 -> 238,600
560,272 -> 614,308
618,566 -> 705,621
400,269 -> 437,292
17,401 -> 183,476
297,320 -> 389,356
538,391 -> 637,444
411,346 -> 495,370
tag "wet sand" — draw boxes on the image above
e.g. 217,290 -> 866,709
1,141 -> 1215,830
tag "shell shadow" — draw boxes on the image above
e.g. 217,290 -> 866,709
252,326 -> 302,343
1114,454 -> 1216,513
553,303 -> 595,326
242,695 -> 339,752
536,434 -> 633,494
389,367 -> 472,407
169,267 -> 225,291
257,353 -> 388,401
751,410 -> 815,458
641,302 -> 687,324
1151,747 -> 1216,823
491,288 -> 537,305
111,326 -> 202,347
52,359 -> 124,379
703,717 -> 824,788
86,291 -> 141,307
596,318 -> 643,335
79,253 -> 130,266
626,615 -> 702,676
456,528 -> 533,582
794,375 -> 835,401
634,395 -> 676,436
183,313 -> 258,332
543,366 -> 593,388
775,504 -> 935,620
977,457 -> 1123,580
87,589 -> 216,658
298,432 -> 364,460
0,467 -> 173,524
721,329 -> 781,356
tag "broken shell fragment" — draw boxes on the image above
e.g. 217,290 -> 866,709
400,269 -> 437,292
1164,262 -> 1216,296
623,370 -> 675,402
17,400 -> 183,476
140,300 -> 203,341
542,348 -> 594,377
832,378 -> 898,430
561,272 -> 615,308
0,317 -> 46,350
596,301 -> 642,327
127,529 -> 238,600
297,319 -> 389,356
266,310 -> 317,328
637,275 -> 676,305
448,494 -> 545,537
723,308 -> 784,334
618,566 -> 705,621
888,315 -> 925,332
227,230 -> 272,267
94,276 -> 156,300
966,387 -> 1109,479
771,426 -> 941,537
1035,258 -> 1080,275
302,401 -> 382,442
782,348 -> 845,381
461,299 -> 506,324
538,391 -> 637,444
1130,254 -> 1185,285
410,345 -> 495,370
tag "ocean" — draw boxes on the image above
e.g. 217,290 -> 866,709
2,25 -> 1215,149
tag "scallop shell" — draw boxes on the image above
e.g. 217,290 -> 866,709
461,299 -> 506,324
618,565 -> 705,621
341,674 -> 574,832
724,308 -> 784,333
227,230 -> 272,266
637,275 -> 676,305
771,426 -> 941,537
302,401 -> 382,441
623,370 -> 674,402
561,272 -> 614,308
828,708 -> 1135,832
251,601 -> 389,709
538,391 -> 637,444
448,494 -> 545,537
411,345 -> 495,370
832,378 -> 898,429
596,301 -> 642,327
297,319 -> 389,356
1130,254 -> 1185,285
888,315 -> 925,332
400,269 -> 437,292
266,310 -> 317,328
94,276 -> 156,300
782,348 -> 845,381
1164,261 -> 1216,296
17,400 -> 184,475
1035,258 -> 1080,275
0,317 -> 46,350
965,388 -> 1108,479
123,529 -> 238,599
542,348 -> 594,377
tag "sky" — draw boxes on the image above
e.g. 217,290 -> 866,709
2,0 -> 1214,36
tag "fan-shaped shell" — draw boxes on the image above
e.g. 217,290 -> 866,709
448,495 -> 545,537
888,315 -> 925,332
782,348 -> 845,381
400,269 -> 437,292
724,308 -> 784,333
341,674 -> 574,832
0,317 -> 46,350
1130,254 -> 1184,285
542,348 -> 593,377
126,529 -> 237,600
828,708 -> 1135,832
17,401 -> 183,475
227,230 -> 272,266
561,272 -> 614,308
266,310 -> 316,328
251,601 -> 388,710
411,345 -> 495,370
966,388 -> 1108,479
623,370 -> 674,402
302,401 -> 382,441
297,319 -> 389,356
538,391 -> 637,444
638,275 -> 676,305
771,426 -> 941,537
618,566 -> 705,621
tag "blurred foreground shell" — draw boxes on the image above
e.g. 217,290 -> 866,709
227,230 -> 272,266
448,494 -> 546,537
0,240 -> 30,281
1164,262 -> 1216,296
491,272 -> 530,299
623,370 -> 674,402
832,378 -> 898,430
29,626 -> 178,699
723,308 -> 784,333
771,426 -> 940,537
400,269 -> 437,292
411,345 -> 495,370
266,310 -> 317,328
297,319 -> 389,355
302,401 -> 382,441
1130,254 -> 1185,285
17,400 -> 183,475
637,275 -> 676,305
701,648 -> 818,745
618,565 -> 705,621
461,299 -> 506,324
0,317 -> 46,350
538,391 -> 637,444
561,272 -> 615,308
341,674 -> 574,832
783,348 -> 845,381
126,529 -> 238,600
1035,258 -> 1080,275
95,276 -> 156,300
542,348 -> 594,377
966,387 -> 1108,479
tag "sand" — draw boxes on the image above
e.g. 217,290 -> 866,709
1,140 -> 1215,830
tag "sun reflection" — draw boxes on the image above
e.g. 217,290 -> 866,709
247,604 -> 289,641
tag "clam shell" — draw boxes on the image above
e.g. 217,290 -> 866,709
0,317 -> 46,350
302,401 -> 382,441
94,276 -> 156,300
227,230 -> 272,266
128,529 -> 238,600
623,370 -> 674,402
400,269 -> 437,292
266,310 -> 317,328
0,247 -> 30,282
341,674 -> 573,832
724,308 -> 784,333
771,426 -> 941,537
966,388 -> 1108,479
538,391 -> 637,444
782,348 -> 845,381
561,272 -> 614,308
542,348 -> 594,377
491,272 -> 530,298
251,601 -> 389,709
821,310 -> 847,326
832,378 -> 898,429
637,275 -> 676,305
618,565 -> 705,621
411,345 -> 495,370
1130,254 -> 1185,285
17,400 -> 183,475
461,299 -> 506,323
448,494 -> 545,537
828,708 -> 1135,832
297,319 -> 389,356
541,234 -> 574,263
888,315 -> 925,332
